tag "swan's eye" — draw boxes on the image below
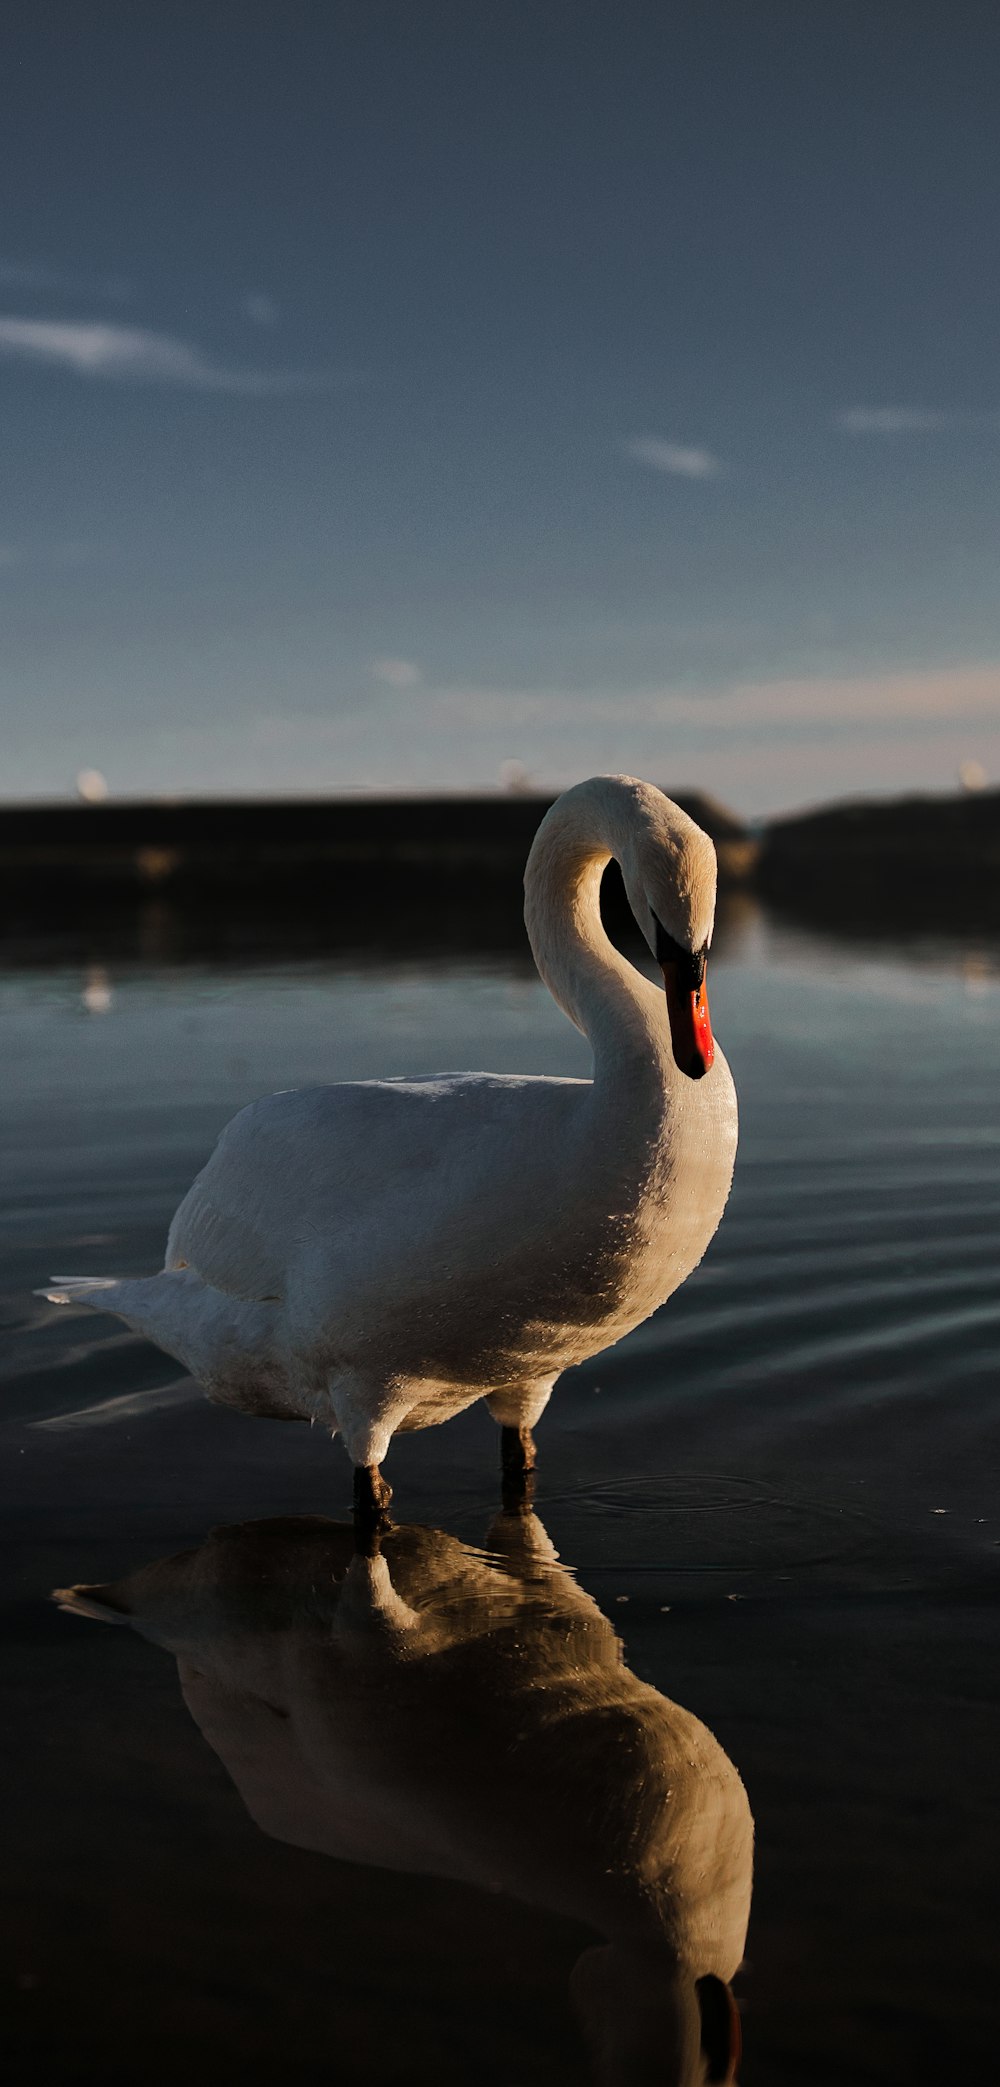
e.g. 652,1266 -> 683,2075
652,913 -> 707,992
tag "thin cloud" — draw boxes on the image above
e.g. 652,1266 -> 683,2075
371,657 -> 423,688
623,436 -> 723,478
428,662 -> 1000,732
13,673 -> 998,813
836,407 -> 958,434
0,317 -> 352,394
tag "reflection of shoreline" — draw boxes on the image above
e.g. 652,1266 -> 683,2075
3,887 -> 998,979
0,874 -> 759,972
58,1511 -> 752,2087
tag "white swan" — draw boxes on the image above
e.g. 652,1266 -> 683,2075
44,776 -> 738,1517
56,1508 -> 751,2084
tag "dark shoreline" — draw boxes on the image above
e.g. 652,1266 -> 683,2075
758,786 -> 1000,935
2,782 -> 1000,948
0,787 -> 752,967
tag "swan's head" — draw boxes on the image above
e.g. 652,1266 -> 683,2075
524,775 -> 720,1074
616,780 -> 718,1081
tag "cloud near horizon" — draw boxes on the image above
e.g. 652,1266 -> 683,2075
9,660 -> 999,815
428,661 -> 1000,732
0,316 -> 348,394
145,661 -> 998,757
623,436 -> 723,478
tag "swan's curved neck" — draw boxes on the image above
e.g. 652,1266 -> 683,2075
523,785 -> 665,1082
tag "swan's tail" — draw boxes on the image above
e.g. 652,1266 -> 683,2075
38,1272 -> 187,1335
36,1269 -> 283,1397
52,1582 -> 132,1624
41,1276 -> 132,1305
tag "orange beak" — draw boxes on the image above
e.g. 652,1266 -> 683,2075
661,962 -> 715,1079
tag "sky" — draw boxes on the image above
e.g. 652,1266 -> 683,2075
2,0 -> 999,816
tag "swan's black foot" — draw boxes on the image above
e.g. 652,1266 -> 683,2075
353,1518 -> 386,1560
353,1463 -> 394,1540
501,1424 -> 537,1509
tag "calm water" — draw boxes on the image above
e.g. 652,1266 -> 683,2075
3,910 -> 998,2083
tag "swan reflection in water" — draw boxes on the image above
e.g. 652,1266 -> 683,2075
58,1510 -> 752,2085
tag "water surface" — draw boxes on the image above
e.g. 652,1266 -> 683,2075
3,911 -> 998,2083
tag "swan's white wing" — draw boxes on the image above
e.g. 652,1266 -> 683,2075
166,1074 -> 587,1307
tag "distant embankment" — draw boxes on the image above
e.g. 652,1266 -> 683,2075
0,789 -> 755,895
5,785 -> 995,956
758,788 -> 1000,934
0,789 -> 756,959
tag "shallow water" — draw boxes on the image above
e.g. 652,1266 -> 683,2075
3,911 -> 999,2083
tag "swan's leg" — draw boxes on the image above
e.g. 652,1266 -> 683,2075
501,1425 -> 537,1505
353,1462 -> 394,1533
332,1373 -> 413,1530
485,1380 -> 554,1508
351,1499 -> 386,1559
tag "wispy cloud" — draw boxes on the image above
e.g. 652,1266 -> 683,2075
428,662 -> 1000,732
371,657 -> 423,688
0,317 -> 352,394
12,663 -> 999,813
623,436 -> 723,479
837,407 -> 962,433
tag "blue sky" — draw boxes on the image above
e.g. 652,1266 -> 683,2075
2,1 -> 999,814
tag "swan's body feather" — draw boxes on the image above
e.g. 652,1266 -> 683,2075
45,777 -> 738,1475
